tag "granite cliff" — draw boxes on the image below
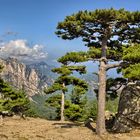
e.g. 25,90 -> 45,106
0,57 -> 54,97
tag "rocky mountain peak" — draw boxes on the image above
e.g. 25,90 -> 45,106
0,57 -> 54,97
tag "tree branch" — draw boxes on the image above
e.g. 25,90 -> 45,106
106,62 -> 121,70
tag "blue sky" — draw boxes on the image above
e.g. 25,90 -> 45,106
0,0 -> 139,75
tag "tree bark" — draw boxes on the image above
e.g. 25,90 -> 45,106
96,60 -> 107,135
61,83 -> 65,121
96,37 -> 107,135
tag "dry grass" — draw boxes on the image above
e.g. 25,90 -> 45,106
0,117 -> 140,140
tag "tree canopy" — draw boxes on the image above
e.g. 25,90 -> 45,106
56,8 -> 140,61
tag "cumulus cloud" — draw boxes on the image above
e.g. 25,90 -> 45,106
0,39 -> 48,63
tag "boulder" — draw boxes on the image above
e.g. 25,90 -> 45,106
112,85 -> 140,133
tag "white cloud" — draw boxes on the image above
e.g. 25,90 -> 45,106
0,39 -> 48,63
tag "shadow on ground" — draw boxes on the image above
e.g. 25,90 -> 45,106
52,122 -> 96,132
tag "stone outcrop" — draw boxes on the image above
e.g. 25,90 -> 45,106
0,57 -> 40,96
112,84 -> 140,133
0,57 -> 53,97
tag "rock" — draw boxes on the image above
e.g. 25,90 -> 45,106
0,111 -> 12,117
0,57 -> 40,96
112,85 -> 140,133
12,115 -> 21,120
105,110 -> 116,129
84,118 -> 93,126
105,110 -> 115,120
0,57 -> 54,97
84,118 -> 95,132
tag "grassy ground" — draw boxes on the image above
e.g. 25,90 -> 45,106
0,117 -> 140,140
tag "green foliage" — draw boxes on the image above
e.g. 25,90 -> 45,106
0,65 -> 30,115
57,8 -> 140,34
122,63 -> 140,80
0,78 -> 29,115
105,98 -> 119,113
46,94 -> 84,121
85,98 -> 119,121
56,76 -> 88,89
122,44 -> 140,80
25,94 -> 52,119
45,94 -> 61,108
45,56 -> 88,95
58,52 -> 88,64
45,76 -> 88,95
123,44 -> 140,63
64,87 -> 88,121
55,8 -> 140,80
86,47 -> 122,61
52,67 -> 72,76
45,83 -> 67,94
56,8 -> 140,61
45,94 -> 61,120
52,65 -> 86,75
86,99 -> 98,120
67,65 -> 87,74
87,47 -> 101,59
71,87 -> 83,104
64,103 -> 83,121
45,88 -> 118,122
24,102 -> 39,118
45,88 -> 88,121
45,94 -> 72,120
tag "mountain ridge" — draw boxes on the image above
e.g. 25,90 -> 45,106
0,57 -> 54,97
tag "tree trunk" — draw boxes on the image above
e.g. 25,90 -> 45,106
61,83 -> 65,121
96,37 -> 107,135
96,60 -> 106,135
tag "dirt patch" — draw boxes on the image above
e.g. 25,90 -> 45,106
0,117 -> 140,140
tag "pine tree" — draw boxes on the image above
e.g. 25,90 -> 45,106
0,78 -> 29,116
64,86 -> 88,121
45,94 -> 62,120
45,87 -> 88,121
55,8 -> 140,134
0,65 -> 29,116
44,58 -> 88,121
